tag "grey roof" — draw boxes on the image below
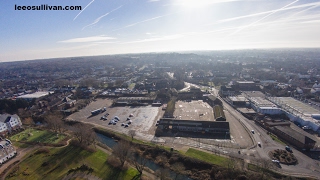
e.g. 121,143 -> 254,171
274,126 -> 316,143
0,114 -> 20,123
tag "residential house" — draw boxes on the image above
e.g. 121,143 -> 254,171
0,114 -> 23,136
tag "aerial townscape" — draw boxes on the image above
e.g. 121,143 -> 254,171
1,0 -> 320,179
0,49 -> 320,179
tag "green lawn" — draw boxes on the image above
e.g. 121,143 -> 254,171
6,145 -> 139,180
185,148 -> 228,167
9,129 -> 66,144
269,134 -> 286,145
248,163 -> 261,172
128,83 -> 136,90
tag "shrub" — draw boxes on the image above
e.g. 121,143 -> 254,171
107,155 -> 121,168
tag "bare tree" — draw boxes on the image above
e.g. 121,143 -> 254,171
171,162 -> 185,180
45,112 -> 64,133
259,158 -> 273,179
112,140 -> 131,169
71,123 -> 96,145
130,152 -> 148,178
156,168 -> 172,180
128,130 -> 136,141
224,157 -> 238,179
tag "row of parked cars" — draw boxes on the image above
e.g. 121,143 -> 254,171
108,114 -> 133,128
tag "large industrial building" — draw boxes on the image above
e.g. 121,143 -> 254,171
156,118 -> 230,138
242,92 -> 282,115
268,97 -> 320,132
16,91 -> 50,101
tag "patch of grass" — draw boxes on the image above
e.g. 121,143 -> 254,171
6,145 -> 138,180
11,141 -> 31,148
269,134 -> 286,145
248,163 -> 261,172
128,83 -> 136,90
9,129 -> 66,144
185,148 -> 228,167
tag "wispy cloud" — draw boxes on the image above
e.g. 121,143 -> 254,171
73,0 -> 95,21
218,1 -> 320,24
58,35 -> 116,43
301,19 -> 320,24
148,0 -> 160,2
122,34 -> 186,44
112,11 -> 180,32
82,5 -> 123,30
228,0 -> 299,36
167,0 -> 239,7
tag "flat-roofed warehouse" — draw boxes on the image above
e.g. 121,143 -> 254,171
268,97 -> 320,131
227,96 -> 248,106
156,118 -> 229,136
245,95 -> 282,115
272,126 -> 316,150
16,91 -> 50,101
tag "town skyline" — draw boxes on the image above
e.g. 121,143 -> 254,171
1,0 -> 320,62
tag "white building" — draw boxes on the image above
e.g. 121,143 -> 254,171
0,139 -> 16,164
0,114 -> 22,136
247,96 -> 282,115
268,97 -> 320,131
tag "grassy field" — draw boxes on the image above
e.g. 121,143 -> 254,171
9,129 -> 66,148
185,148 -> 228,167
5,145 -> 138,180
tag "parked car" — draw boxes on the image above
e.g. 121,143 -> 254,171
124,124 -> 129,127
258,142 -> 261,147
251,130 -> 255,134
272,160 -> 281,167
285,146 -> 293,153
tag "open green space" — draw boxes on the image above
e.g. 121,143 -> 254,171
185,148 -> 228,167
9,129 -> 66,146
6,145 -> 138,180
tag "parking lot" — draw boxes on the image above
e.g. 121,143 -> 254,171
67,98 -> 164,141
67,98 -> 253,148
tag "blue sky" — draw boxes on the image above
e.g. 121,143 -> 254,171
1,0 -> 320,62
